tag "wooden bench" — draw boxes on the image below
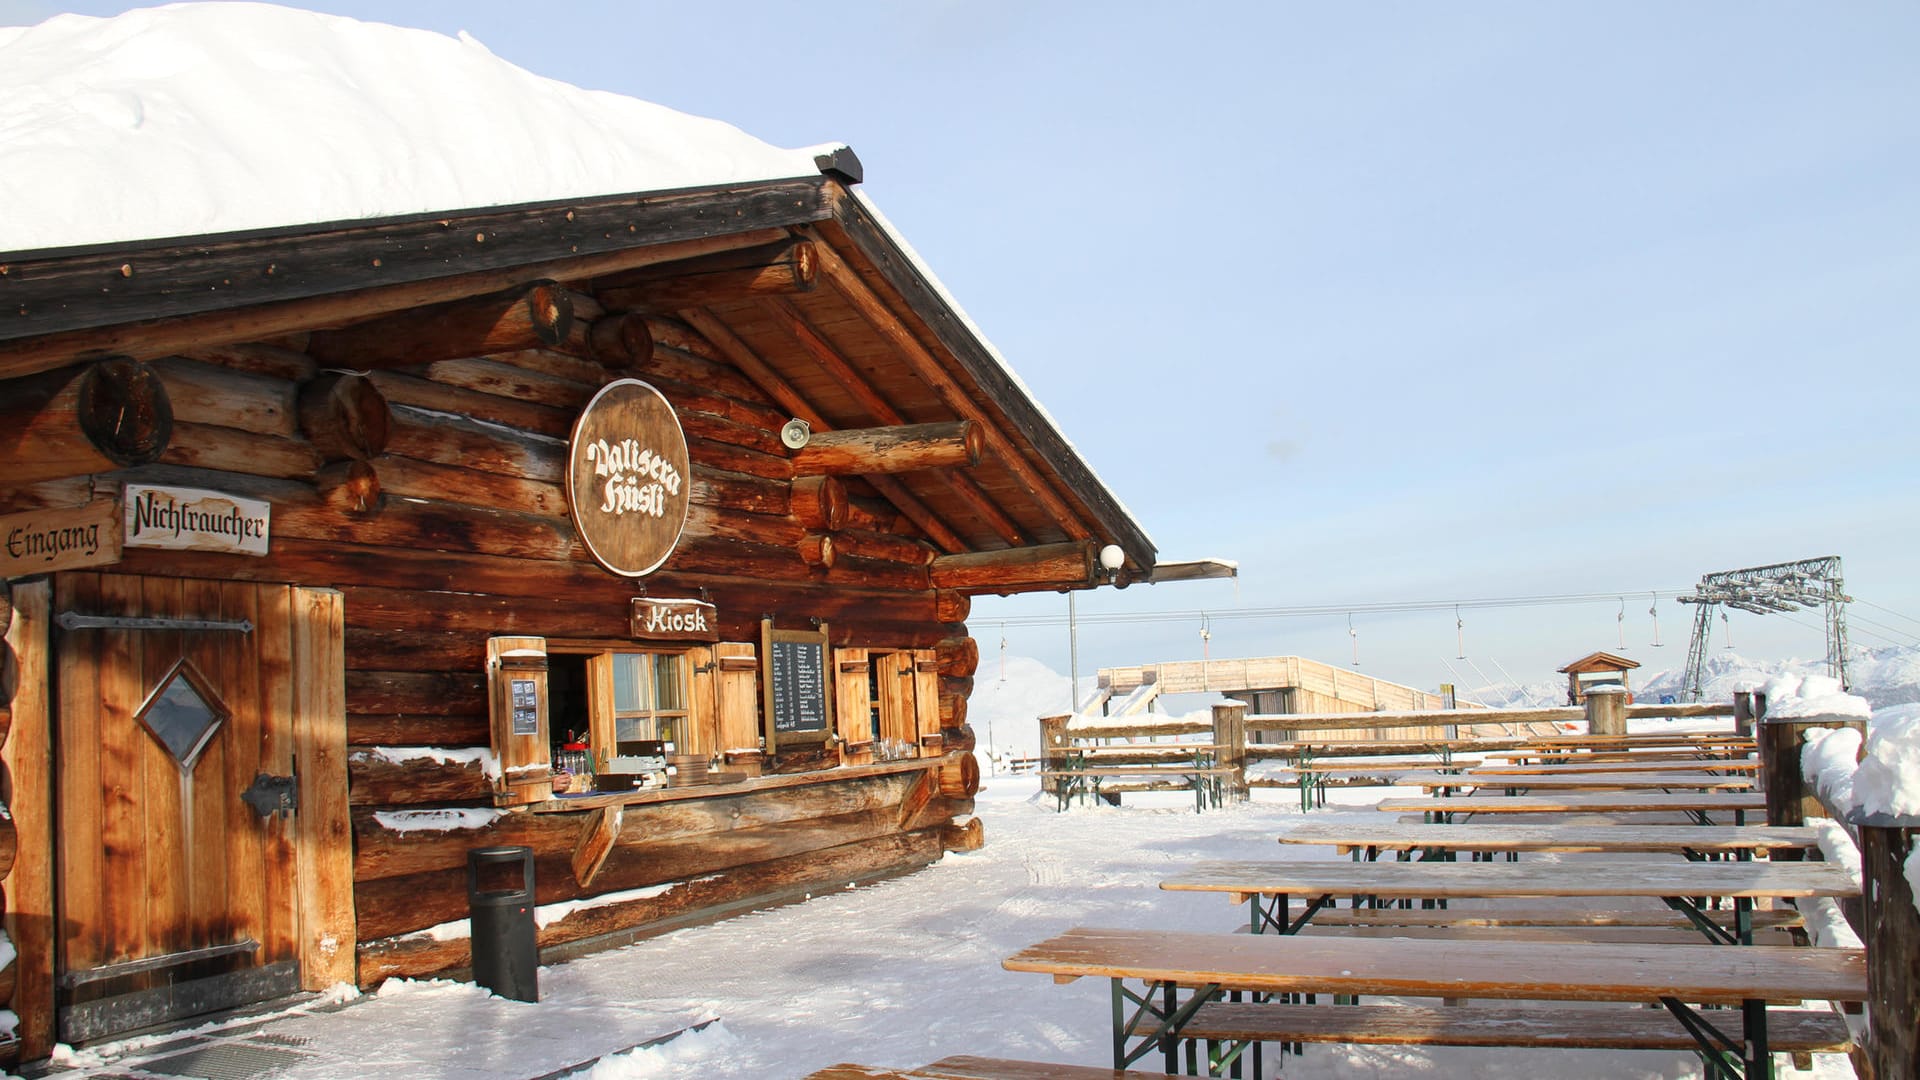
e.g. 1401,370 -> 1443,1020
1254,759 -> 1483,811
1002,926 -> 1866,1080
1375,790 -> 1767,824
1277,821 -> 1821,862
808,1056 -> 1169,1079
1412,771 -> 1757,794
1040,765 -> 1236,813
1179,1000 -> 1852,1053
1304,904 -> 1805,930
1159,858 -> 1857,945
1472,758 -> 1759,775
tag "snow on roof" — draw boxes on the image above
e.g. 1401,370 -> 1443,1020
0,2 -> 844,253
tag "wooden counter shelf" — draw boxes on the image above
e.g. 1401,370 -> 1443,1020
530,756 -> 942,813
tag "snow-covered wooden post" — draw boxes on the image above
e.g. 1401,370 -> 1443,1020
1760,713 -> 1865,831
1732,690 -> 1756,738
1212,701 -> 1247,802
1583,684 -> 1626,736
1853,811 -> 1920,1076
1845,709 -> 1920,1077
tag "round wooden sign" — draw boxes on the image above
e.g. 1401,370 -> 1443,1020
567,379 -> 690,577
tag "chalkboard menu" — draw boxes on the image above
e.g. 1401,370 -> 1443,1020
761,620 -> 833,748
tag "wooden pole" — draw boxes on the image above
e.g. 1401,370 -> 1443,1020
593,240 -> 817,311
298,372 -> 392,462
930,541 -> 1097,592
305,280 -> 577,370
788,421 -> 983,476
1733,691 -> 1755,738
0,358 -> 173,484
1212,700 -> 1248,802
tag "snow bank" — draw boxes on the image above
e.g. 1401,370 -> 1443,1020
372,808 -> 509,834
1800,725 -> 1863,811
365,745 -> 502,781
0,2 -> 843,252
1853,703 -> 1920,819
1760,673 -> 1871,720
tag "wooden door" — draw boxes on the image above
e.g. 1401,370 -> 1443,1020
51,572 -> 350,1043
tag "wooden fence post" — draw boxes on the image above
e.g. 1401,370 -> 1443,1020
1038,714 -> 1069,801
1583,686 -> 1626,736
1732,691 -> 1754,738
1759,714 -> 1867,828
1856,816 -> 1920,1077
1212,701 -> 1247,802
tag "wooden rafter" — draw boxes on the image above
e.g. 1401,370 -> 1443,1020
677,308 -> 969,554
801,233 -> 1095,543
760,295 -> 1027,547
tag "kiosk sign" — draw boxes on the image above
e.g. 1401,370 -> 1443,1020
567,379 -> 690,577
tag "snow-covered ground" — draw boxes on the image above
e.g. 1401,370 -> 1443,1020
33,717 -> 1868,1080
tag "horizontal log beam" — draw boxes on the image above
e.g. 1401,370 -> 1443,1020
354,826 -> 943,984
789,421 -> 982,476
161,421 -> 323,481
150,356 -> 297,438
595,240 -> 817,312
929,541 -> 1097,592
306,281 -> 576,370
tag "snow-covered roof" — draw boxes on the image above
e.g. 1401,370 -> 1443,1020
0,2 -> 845,253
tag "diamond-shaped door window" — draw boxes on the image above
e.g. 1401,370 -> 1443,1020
137,659 -> 229,771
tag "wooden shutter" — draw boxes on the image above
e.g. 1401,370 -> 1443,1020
875,651 -> 916,750
712,642 -> 760,756
834,647 -> 872,764
912,648 -> 943,756
486,636 -> 552,806
683,644 -> 715,757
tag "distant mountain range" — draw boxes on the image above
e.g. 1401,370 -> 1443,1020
1459,645 -> 1920,711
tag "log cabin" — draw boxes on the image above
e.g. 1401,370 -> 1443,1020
0,17 -> 1157,1061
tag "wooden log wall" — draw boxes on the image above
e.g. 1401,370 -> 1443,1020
0,580 -> 43,1062
0,299 -> 987,992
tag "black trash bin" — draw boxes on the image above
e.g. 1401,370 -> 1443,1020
467,845 -> 538,1002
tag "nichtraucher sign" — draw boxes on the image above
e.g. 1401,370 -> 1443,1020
567,379 -> 691,578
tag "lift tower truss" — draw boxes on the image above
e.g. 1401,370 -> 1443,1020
1676,556 -> 1851,702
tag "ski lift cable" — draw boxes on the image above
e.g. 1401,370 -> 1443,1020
1856,597 -> 1920,630
985,588 -> 1697,628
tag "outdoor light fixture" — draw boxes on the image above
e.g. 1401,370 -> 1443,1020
779,418 -> 811,450
1098,543 -> 1125,582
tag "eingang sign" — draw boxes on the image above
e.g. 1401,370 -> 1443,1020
567,379 -> 690,578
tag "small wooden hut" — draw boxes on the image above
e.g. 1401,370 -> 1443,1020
0,153 -> 1155,1057
1558,651 -> 1640,705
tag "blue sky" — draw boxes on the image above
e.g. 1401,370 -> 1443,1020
12,1 -> 1919,694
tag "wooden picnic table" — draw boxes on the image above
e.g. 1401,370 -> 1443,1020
1375,790 -> 1766,824
1469,758 -> 1759,776
1488,747 -> 1753,765
1160,858 -> 1858,945
1276,821 -> 1821,862
1002,926 -> 1865,1079
808,1056 -> 1167,1079
1410,770 -> 1757,794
